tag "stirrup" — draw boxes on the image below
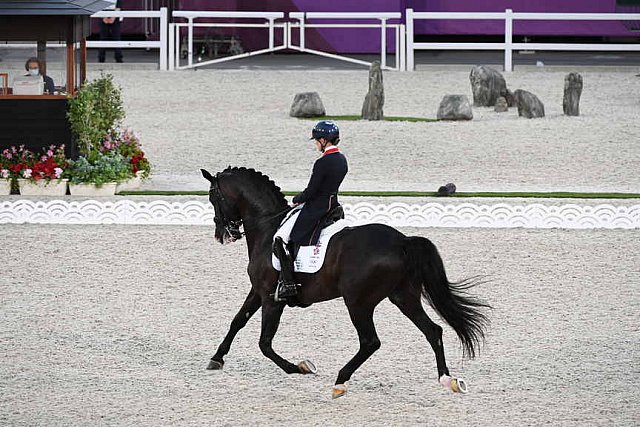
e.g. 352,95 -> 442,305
274,280 -> 298,302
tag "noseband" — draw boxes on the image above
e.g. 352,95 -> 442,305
209,174 -> 244,241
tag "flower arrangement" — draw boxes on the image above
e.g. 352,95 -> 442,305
2,145 -> 68,183
100,128 -> 151,179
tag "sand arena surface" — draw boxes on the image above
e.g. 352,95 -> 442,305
1,225 -> 638,426
85,67 -> 640,193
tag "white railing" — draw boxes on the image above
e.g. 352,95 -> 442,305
169,11 -> 286,70
89,8 -> 168,70
406,8 -> 640,72
289,12 -> 405,71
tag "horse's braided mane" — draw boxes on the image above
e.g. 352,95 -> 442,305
221,166 -> 289,210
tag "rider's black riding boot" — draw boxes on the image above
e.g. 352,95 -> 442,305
273,237 -> 298,302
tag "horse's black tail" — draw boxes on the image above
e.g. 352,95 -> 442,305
403,236 -> 490,359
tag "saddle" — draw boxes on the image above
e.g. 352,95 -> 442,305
272,205 -> 350,274
322,205 -> 345,228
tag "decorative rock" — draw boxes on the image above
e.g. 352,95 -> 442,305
469,65 -> 507,106
289,92 -> 325,118
513,89 -> 545,118
563,72 -> 583,116
437,95 -> 473,121
361,61 -> 384,120
494,97 -> 508,113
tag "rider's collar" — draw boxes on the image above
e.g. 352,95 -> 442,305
322,145 -> 339,156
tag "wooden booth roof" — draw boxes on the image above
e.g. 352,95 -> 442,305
0,0 -> 114,16
0,0 -> 114,41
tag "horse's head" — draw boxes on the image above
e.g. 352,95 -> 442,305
201,168 -> 244,244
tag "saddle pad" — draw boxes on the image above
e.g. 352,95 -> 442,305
272,219 -> 351,273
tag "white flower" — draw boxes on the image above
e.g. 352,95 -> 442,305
23,168 -> 32,178
0,169 -> 9,179
54,167 -> 63,178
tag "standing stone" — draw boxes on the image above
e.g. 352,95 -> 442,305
494,96 -> 508,113
361,61 -> 384,120
563,72 -> 583,116
289,92 -> 325,118
513,89 -> 545,118
469,65 -> 508,106
437,95 -> 473,121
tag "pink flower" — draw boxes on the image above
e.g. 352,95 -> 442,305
54,167 -> 63,178
22,168 -> 32,178
5,152 -> 12,160
0,169 -> 9,179
47,150 -> 54,157
41,155 -> 48,162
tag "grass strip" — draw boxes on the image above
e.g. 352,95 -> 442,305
299,115 -> 437,123
118,190 -> 640,199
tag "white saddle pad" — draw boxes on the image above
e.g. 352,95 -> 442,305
272,219 -> 351,274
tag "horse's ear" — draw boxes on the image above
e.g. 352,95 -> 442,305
201,169 -> 215,183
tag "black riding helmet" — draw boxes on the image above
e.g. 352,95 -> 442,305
310,120 -> 340,144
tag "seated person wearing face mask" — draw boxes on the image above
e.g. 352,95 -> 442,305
24,57 -> 55,94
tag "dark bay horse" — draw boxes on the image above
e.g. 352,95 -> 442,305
201,167 -> 489,398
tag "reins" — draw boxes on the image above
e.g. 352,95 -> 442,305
209,173 -> 290,238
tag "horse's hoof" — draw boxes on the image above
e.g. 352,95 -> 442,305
298,360 -> 317,375
439,375 -> 468,393
332,384 -> 347,399
206,359 -> 224,370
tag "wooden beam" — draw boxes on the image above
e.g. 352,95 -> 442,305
66,41 -> 75,96
80,38 -> 87,85
37,40 -> 47,76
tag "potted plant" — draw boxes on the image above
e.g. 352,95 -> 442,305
0,147 -> 13,195
103,128 -> 151,192
68,151 -> 131,196
67,74 -> 151,193
14,145 -> 69,196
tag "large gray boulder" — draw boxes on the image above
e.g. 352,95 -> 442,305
437,95 -> 473,121
469,65 -> 508,107
361,61 -> 384,120
563,72 -> 583,116
289,92 -> 325,118
513,89 -> 545,118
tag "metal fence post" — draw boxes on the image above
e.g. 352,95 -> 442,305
187,17 -> 194,67
168,23 -> 175,70
300,13 -> 306,50
504,9 -> 513,72
159,7 -> 168,70
406,8 -> 414,71
399,24 -> 406,71
380,18 -> 387,68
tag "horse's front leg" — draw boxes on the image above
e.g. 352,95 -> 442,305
207,288 -> 261,370
259,300 -> 311,374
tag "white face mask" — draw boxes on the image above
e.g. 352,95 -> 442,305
28,68 -> 39,76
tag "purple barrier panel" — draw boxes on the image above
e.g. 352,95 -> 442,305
409,0 -> 633,37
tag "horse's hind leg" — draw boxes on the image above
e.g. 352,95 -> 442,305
389,287 -> 450,380
333,306 -> 381,398
207,289 -> 261,370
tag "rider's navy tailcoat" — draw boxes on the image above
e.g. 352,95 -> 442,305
290,148 -> 348,246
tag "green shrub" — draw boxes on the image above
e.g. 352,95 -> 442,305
67,73 -> 125,154
68,152 -> 131,186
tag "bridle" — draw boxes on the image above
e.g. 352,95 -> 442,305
209,174 -> 244,241
208,173 -> 291,241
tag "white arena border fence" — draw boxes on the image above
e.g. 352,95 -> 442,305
288,12 -> 405,71
169,11 -> 287,70
1,200 -> 638,229
89,8 -> 169,70
406,9 -> 640,72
